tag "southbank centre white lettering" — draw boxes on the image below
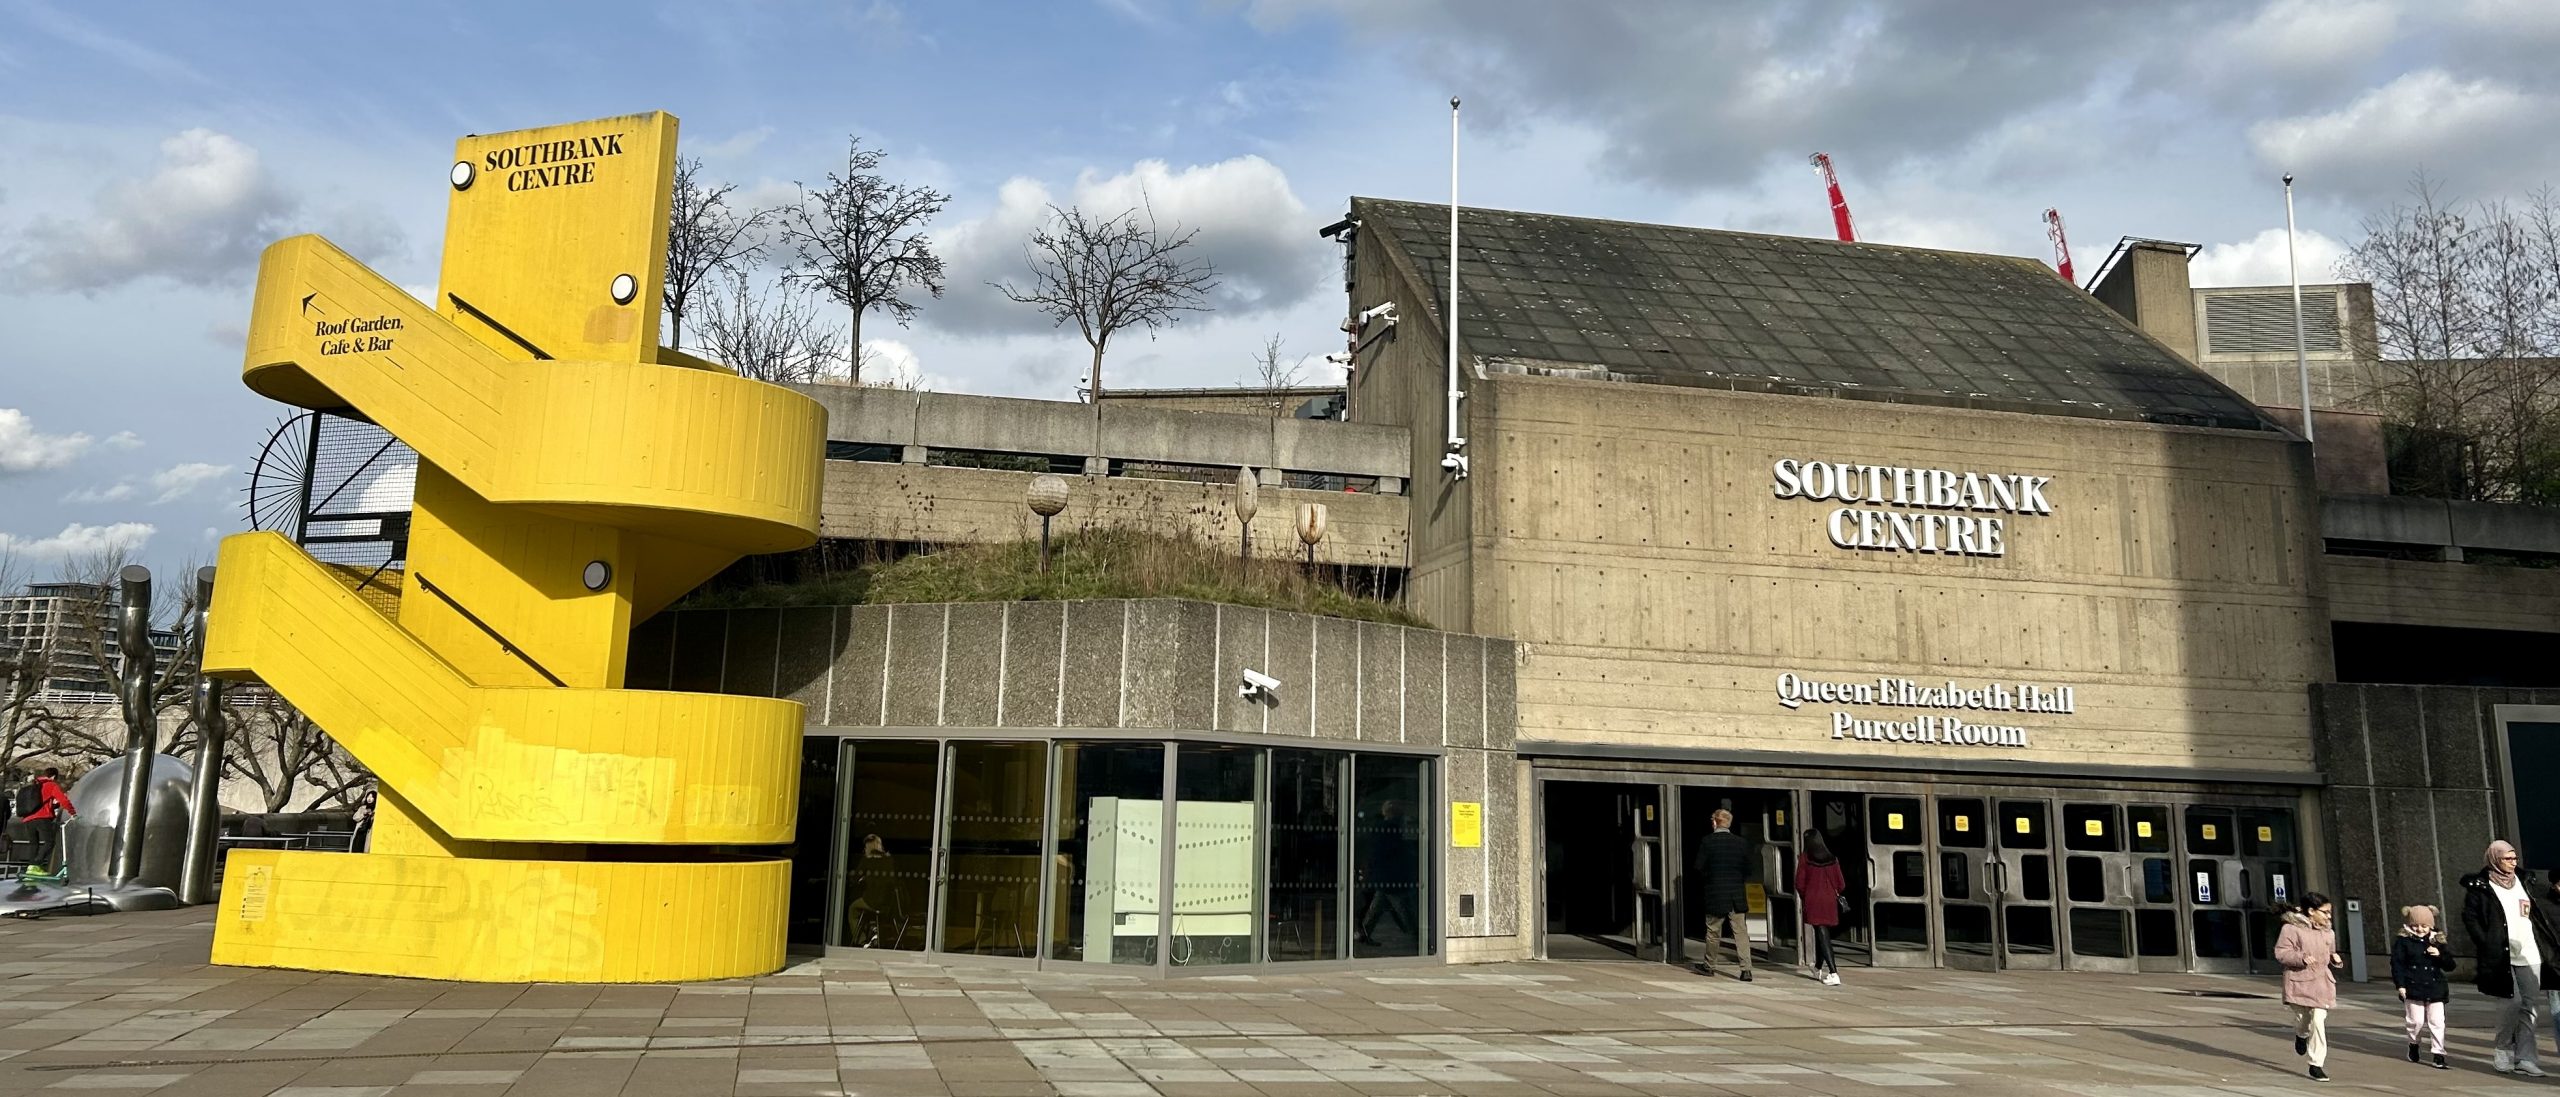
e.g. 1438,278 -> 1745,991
1772,459 -> 2054,558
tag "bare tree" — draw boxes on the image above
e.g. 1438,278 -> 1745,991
696,272 -> 848,385
996,203 -> 1222,402
220,700 -> 367,813
780,137 -> 949,385
664,156 -> 771,352
1242,334 -> 1304,416
2344,174 -> 2560,501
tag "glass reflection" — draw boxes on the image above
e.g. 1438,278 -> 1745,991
1268,750 -> 1343,961
938,741 -> 1047,958
1174,745 -> 1260,966
1049,742 -> 1165,965
1353,754 -> 1429,957
840,740 -> 938,951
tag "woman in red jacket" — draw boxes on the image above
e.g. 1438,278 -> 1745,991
1798,828 -> 1847,986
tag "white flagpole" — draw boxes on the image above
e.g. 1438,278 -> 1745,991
1443,96 -> 1468,479
2285,172 -> 2316,446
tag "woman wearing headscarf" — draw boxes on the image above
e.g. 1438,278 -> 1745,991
2461,839 -> 2546,1075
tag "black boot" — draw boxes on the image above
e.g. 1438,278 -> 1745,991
2409,1042 -> 2421,1063
2432,1053 -> 2449,1070
2295,1035 -> 2308,1056
2309,1065 -> 2328,1082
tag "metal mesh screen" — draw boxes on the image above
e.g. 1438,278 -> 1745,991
300,412 -> 417,571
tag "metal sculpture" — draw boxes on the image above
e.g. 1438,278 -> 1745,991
179,567 -> 227,905
0,754 -> 194,916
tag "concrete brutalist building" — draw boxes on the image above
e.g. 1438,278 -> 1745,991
657,198 -> 2560,979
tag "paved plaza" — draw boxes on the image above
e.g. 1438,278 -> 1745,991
0,908 -> 2553,1095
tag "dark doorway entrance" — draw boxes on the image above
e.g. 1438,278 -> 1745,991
1677,786 -> 1799,971
1541,781 -> 1664,961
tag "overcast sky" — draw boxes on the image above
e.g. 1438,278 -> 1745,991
3,0 -> 2555,583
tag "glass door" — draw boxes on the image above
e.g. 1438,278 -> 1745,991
2240,808 -> 2300,973
1936,796 -> 1996,970
934,740 -> 1049,961
2184,806 -> 2251,973
2127,803 -> 2187,972
837,739 -> 941,952
1995,799 -> 2059,970
1867,796 -> 1934,967
2059,802 -> 2136,973
1810,792 -> 1872,970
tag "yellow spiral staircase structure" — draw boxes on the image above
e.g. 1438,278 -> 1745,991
205,113 -> 824,982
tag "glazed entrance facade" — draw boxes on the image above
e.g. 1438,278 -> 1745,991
788,730 -> 1441,975
1533,757 -> 2314,976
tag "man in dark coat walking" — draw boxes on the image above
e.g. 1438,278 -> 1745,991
1691,807 -> 1754,980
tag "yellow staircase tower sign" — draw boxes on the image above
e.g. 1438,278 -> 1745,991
204,112 -> 825,982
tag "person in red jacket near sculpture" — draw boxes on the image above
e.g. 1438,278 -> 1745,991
16,768 -> 75,874
1797,828 -> 1847,986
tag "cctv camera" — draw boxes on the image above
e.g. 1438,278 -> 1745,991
1357,302 -> 1399,329
1440,452 -> 1470,479
1324,352 -> 1353,365
1240,668 -> 1281,699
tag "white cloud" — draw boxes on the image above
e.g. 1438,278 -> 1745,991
0,409 -> 93,475
103,431 -> 142,450
2249,71 -> 2557,201
696,125 -> 776,160
0,522 -> 154,561
61,460 -> 237,506
148,461 -> 232,504
3,128 -> 402,293
60,481 -> 137,504
2190,227 -> 2353,288
2221,0 -> 2398,77
932,155 -> 1328,336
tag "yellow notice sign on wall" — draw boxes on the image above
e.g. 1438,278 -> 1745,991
1888,812 -> 1906,831
2202,824 -> 2219,840
1953,815 -> 1970,833
2084,819 -> 2104,837
1451,802 -> 1483,848
2137,821 -> 2154,838
2014,816 -> 2032,834
2257,826 -> 2274,843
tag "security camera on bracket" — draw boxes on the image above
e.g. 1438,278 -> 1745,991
1440,440 -> 1469,479
1355,302 -> 1398,331
1240,668 -> 1280,703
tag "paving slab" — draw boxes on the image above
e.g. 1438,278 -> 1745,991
0,908 -> 2547,1095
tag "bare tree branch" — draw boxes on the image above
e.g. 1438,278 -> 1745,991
664,156 -> 771,352
1242,333 -> 1304,417
779,137 -> 949,385
2344,171 -> 2560,502
994,202 -> 1222,403
696,272 -> 848,385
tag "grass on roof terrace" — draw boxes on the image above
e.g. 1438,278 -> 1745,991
677,528 -> 1428,628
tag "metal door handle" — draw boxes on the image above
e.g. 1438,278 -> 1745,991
2122,861 -> 2138,902
1985,856 -> 2003,899
1866,855 -> 1880,890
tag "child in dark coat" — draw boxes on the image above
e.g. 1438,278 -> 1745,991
2392,903 -> 2456,1069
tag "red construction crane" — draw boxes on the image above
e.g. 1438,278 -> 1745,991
1808,152 -> 1856,242
2043,208 -> 2075,285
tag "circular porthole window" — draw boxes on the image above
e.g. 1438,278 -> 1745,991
582,560 -> 613,592
450,161 -> 475,190
609,273 -> 638,305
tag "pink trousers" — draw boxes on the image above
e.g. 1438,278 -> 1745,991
2405,998 -> 2446,1054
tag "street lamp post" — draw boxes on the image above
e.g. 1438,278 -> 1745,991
1026,474 -> 1069,574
